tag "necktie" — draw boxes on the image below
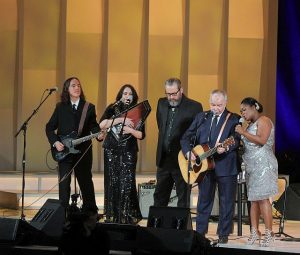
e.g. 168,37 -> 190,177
72,104 -> 77,112
209,115 -> 219,141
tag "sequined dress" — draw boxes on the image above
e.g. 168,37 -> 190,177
241,120 -> 278,201
100,103 -> 143,224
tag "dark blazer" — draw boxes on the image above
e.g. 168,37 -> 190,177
180,109 -> 240,176
156,94 -> 203,168
46,100 -> 100,152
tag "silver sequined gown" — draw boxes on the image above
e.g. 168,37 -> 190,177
241,120 -> 278,201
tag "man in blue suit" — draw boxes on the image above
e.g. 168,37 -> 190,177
180,89 -> 240,243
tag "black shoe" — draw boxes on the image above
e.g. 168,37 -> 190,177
218,236 -> 228,244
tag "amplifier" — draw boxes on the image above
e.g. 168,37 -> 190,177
138,183 -> 178,218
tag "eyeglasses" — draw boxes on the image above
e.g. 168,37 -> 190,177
165,88 -> 180,97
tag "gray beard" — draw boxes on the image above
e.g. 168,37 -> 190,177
168,97 -> 182,107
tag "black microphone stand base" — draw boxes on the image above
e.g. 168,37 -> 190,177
275,217 -> 296,240
275,225 -> 294,238
280,238 -> 300,242
66,193 -> 81,219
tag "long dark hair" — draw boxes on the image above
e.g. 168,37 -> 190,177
61,77 -> 86,103
115,84 -> 138,106
241,97 -> 263,113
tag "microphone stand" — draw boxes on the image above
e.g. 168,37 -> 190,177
276,177 -> 294,239
104,102 -> 120,142
186,112 -> 209,210
118,110 -> 128,143
107,114 -> 117,135
104,101 -> 129,223
15,90 -> 56,220
69,172 -> 80,214
117,105 -> 129,223
186,144 -> 193,208
101,109 -> 118,222
237,171 -> 243,236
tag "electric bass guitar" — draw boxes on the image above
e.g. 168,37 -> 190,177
51,131 -> 103,162
178,136 -> 235,184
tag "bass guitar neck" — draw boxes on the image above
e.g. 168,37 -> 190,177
51,130 -> 103,162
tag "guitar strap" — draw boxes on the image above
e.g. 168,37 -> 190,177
214,113 -> 231,147
77,102 -> 90,137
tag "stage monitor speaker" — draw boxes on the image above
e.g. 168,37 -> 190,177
0,218 -> 41,244
274,183 -> 300,220
30,199 -> 65,238
138,183 -> 178,218
97,223 -> 136,252
137,226 -> 211,254
147,206 -> 192,230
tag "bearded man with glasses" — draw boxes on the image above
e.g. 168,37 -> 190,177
153,78 -> 203,209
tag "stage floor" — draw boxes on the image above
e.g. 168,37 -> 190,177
1,208 -> 300,254
211,220 -> 300,254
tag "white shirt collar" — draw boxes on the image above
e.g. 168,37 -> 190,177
71,99 -> 80,109
212,111 -> 224,124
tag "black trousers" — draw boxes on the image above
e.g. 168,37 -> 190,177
153,166 -> 190,208
58,147 -> 97,211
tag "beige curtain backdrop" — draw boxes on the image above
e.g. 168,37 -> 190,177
0,0 -> 277,173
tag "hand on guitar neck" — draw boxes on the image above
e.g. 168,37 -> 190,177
216,143 -> 228,154
54,130 -> 105,152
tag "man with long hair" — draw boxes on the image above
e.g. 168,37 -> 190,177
46,77 -> 101,214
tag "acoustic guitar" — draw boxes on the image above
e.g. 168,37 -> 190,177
178,136 -> 235,184
51,131 -> 103,162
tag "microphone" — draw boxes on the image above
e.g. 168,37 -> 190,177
238,117 -> 245,126
125,95 -> 133,105
46,87 -> 58,92
234,117 -> 245,138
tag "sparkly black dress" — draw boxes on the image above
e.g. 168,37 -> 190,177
100,102 -> 144,224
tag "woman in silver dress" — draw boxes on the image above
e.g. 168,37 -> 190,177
235,97 -> 278,247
